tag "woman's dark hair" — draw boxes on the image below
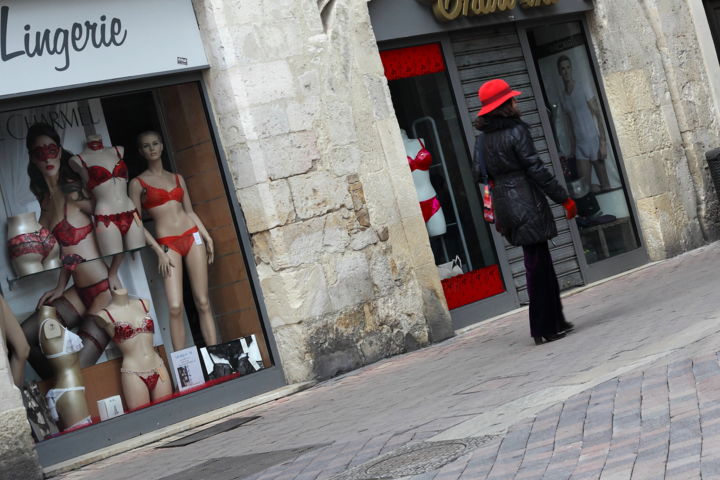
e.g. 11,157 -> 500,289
26,123 -> 84,201
472,98 -> 521,130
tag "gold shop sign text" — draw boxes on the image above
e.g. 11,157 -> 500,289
429,0 -> 561,22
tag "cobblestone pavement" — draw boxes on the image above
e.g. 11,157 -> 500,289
51,243 -> 720,479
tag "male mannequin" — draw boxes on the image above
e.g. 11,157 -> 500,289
7,212 -> 60,276
69,135 -> 145,256
93,289 -> 171,410
38,306 -> 91,431
402,129 -> 447,237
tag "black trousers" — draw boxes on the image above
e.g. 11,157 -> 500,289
522,242 -> 567,338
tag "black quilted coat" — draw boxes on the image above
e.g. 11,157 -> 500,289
473,117 -> 569,246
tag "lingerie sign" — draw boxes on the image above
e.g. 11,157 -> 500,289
425,0 -> 561,21
0,0 -> 208,99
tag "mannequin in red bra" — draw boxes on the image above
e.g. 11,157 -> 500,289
22,123 -> 122,379
128,131 -> 218,351
69,135 -> 146,257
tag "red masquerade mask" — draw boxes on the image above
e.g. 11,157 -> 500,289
31,144 -> 60,162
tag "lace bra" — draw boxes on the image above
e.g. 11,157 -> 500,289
407,139 -> 432,171
52,202 -> 93,247
78,146 -> 128,191
138,174 -> 184,210
104,299 -> 155,344
39,320 -> 84,359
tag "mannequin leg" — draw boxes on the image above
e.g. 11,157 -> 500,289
121,372 -> 151,410
123,221 -> 146,251
185,243 -> 218,347
591,158 -> 612,190
0,296 -> 29,387
163,251 -> 186,351
576,157 -> 592,191
77,316 -> 110,368
94,223 -> 123,257
151,366 -> 173,402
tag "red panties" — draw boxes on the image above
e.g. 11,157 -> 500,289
95,209 -> 137,236
419,197 -> 441,222
139,372 -> 160,391
7,228 -> 56,260
76,278 -> 110,310
158,226 -> 199,257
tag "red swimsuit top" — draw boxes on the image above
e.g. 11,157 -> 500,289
78,146 -> 128,191
51,202 -> 93,247
104,299 -> 154,344
407,139 -> 432,171
138,174 -> 184,210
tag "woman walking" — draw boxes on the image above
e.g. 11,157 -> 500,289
473,79 -> 577,345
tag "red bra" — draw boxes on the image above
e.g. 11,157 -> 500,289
52,202 -> 93,247
407,139 -> 432,171
138,174 -> 184,210
104,299 -> 154,344
78,146 -> 128,191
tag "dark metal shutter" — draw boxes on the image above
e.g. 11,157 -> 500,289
450,25 -> 583,303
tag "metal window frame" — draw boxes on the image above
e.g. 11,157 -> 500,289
0,71 -> 287,467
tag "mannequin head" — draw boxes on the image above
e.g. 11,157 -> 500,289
137,131 -> 164,165
26,123 -> 81,201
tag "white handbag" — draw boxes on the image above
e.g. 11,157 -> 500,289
437,255 -> 464,280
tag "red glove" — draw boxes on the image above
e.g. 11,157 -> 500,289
563,198 -> 577,220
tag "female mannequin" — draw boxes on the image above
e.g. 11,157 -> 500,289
38,306 -> 91,431
402,130 -> 447,237
23,123 -> 121,379
0,294 -> 29,387
69,134 -> 145,256
7,211 -> 61,276
94,289 -> 171,409
128,131 -> 218,351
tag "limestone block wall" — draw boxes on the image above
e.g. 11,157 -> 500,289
191,0 -> 453,383
588,0 -> 720,259
0,340 -> 42,479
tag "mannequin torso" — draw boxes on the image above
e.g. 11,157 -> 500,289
7,211 -> 60,275
402,130 -> 447,237
38,306 -> 90,430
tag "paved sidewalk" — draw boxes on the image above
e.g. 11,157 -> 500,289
51,243 -> 720,479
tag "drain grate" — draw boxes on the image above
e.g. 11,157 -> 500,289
332,437 -> 494,480
158,416 -> 260,448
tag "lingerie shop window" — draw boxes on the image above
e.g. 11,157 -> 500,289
0,83 -> 271,442
381,43 -> 505,310
527,22 -> 641,264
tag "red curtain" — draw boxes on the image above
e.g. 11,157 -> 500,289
380,43 -> 446,81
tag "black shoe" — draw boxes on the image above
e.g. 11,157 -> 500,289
534,332 -> 566,345
560,322 -> 575,333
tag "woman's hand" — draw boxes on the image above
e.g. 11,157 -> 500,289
108,273 -> 123,292
204,235 -> 214,265
157,250 -> 175,278
36,287 -> 64,309
563,198 -> 577,220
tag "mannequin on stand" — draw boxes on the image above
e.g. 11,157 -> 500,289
24,123 -> 121,379
7,211 -> 61,276
69,135 -> 145,257
0,294 -> 30,387
38,306 -> 91,431
128,131 -> 218,351
402,129 -> 447,237
93,289 -> 171,409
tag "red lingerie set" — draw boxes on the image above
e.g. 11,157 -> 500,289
407,139 -> 442,222
78,147 -> 137,235
138,174 -> 199,257
7,227 -> 56,261
52,202 -> 109,310
105,299 -> 163,392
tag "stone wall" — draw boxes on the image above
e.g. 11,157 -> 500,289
191,0 -> 453,383
588,0 -> 720,259
0,340 -> 42,479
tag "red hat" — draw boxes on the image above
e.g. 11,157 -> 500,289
477,79 -> 522,116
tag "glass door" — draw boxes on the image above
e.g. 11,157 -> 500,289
526,22 -> 641,265
380,43 -> 505,309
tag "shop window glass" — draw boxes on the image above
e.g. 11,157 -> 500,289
527,22 -> 640,264
0,82 -> 271,442
381,44 -> 505,309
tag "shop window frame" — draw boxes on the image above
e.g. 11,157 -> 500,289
517,14 -> 649,283
0,71 -> 286,468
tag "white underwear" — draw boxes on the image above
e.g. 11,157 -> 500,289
39,319 -> 83,359
46,386 -> 86,422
